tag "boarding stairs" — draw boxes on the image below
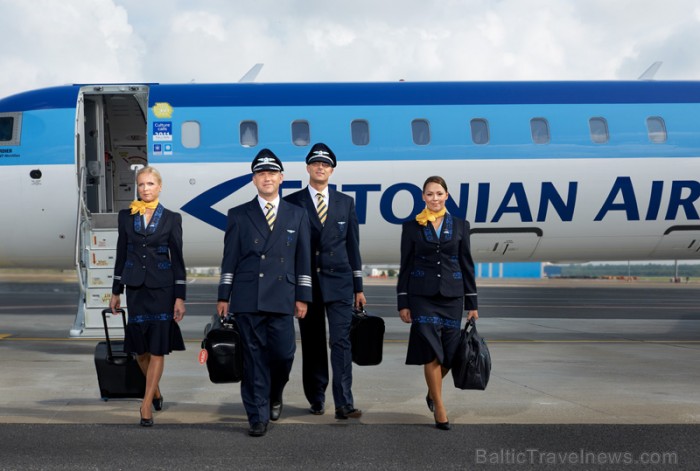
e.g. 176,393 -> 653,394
70,169 -> 128,338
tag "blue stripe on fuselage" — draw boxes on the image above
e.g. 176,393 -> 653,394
4,81 -> 700,167
3,81 -> 700,112
148,81 -> 700,107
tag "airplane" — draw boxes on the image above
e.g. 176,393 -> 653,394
1,78 -> 699,335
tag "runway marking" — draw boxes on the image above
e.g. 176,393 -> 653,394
1,337 -> 699,344
0,305 -> 76,310
491,339 -> 700,344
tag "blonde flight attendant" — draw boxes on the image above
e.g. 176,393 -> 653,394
109,166 -> 187,427
397,176 -> 478,430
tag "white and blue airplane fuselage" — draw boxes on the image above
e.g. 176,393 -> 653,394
1,81 -> 699,268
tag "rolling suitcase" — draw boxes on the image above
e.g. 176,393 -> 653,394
201,314 -> 243,383
350,307 -> 385,366
94,308 -> 146,400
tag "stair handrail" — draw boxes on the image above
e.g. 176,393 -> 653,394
74,165 -> 90,295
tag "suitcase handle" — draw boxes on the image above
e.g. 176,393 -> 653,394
101,308 -> 127,359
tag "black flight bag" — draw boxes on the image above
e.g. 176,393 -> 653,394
350,306 -> 385,366
202,313 -> 244,383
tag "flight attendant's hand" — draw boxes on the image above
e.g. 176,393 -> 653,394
467,310 -> 479,322
399,308 -> 412,323
174,298 -> 186,322
109,294 -> 121,315
295,301 -> 308,319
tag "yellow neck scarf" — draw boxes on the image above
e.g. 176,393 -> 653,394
415,207 -> 446,226
129,199 -> 159,216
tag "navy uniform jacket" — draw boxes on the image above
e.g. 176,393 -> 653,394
218,198 -> 313,314
112,205 -> 187,300
397,213 -> 477,311
284,187 -> 363,302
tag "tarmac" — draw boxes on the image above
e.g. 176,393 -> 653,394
0,276 -> 699,470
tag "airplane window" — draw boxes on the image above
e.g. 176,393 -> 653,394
240,121 -> 258,147
351,120 -> 370,146
0,117 -> 12,141
470,118 -> 489,145
530,118 -> 550,144
646,116 -> 667,143
0,113 -> 21,145
292,120 -> 310,146
589,117 -> 609,144
181,121 -> 201,149
412,119 -> 430,145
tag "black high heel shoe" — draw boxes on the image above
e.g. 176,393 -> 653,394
140,406 -> 154,427
435,419 -> 451,430
434,411 -> 450,431
425,394 -> 434,413
153,395 -> 163,411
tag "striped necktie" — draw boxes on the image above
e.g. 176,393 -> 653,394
265,202 -> 275,230
316,193 -> 327,225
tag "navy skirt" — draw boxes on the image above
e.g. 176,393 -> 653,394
124,284 -> 185,356
405,294 -> 463,368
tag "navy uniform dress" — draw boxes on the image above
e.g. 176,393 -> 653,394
218,197 -> 312,426
397,213 -> 477,368
112,205 -> 187,355
284,186 -> 364,409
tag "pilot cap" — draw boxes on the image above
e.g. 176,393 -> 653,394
251,148 -> 284,173
305,143 -> 337,168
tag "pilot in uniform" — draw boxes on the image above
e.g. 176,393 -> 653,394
217,149 -> 312,437
284,143 -> 366,419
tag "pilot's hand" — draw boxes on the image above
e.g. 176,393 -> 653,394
399,308 -> 411,324
109,294 -> 121,315
295,301 -> 308,319
216,301 -> 229,318
467,310 -> 479,322
354,292 -> 367,311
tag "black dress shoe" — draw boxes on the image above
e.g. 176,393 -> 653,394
335,405 -> 362,420
309,402 -> 325,415
139,407 -> 153,427
153,395 -> 164,412
248,422 -> 267,437
270,401 -> 283,421
425,394 -> 434,413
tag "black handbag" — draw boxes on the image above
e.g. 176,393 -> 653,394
201,313 -> 244,383
452,319 -> 491,390
349,306 -> 385,366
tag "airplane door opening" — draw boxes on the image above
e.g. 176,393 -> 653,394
78,86 -> 149,215
72,86 -> 149,337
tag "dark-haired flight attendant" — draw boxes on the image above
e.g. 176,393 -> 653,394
397,175 -> 478,431
110,166 -> 187,427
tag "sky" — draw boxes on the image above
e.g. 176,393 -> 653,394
1,0 -> 700,98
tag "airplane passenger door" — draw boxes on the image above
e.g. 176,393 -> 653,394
77,86 -> 149,214
470,227 -> 543,262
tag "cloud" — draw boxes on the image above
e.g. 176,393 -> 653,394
0,0 -> 698,99
0,0 -> 145,96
